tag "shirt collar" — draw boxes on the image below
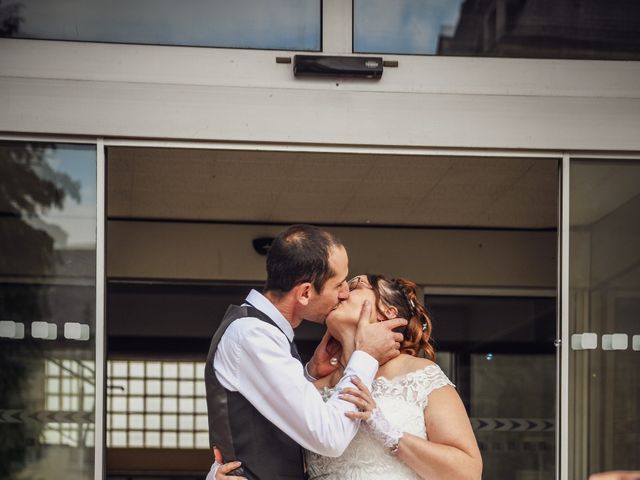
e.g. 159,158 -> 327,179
245,289 -> 295,342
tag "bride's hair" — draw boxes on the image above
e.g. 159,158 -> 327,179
367,274 -> 435,361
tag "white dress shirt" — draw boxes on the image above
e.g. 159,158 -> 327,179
205,289 -> 377,479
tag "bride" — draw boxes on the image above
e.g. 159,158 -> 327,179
217,274 -> 482,480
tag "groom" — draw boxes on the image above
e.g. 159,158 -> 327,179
205,224 -> 406,479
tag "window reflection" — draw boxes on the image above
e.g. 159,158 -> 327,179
569,160 -> 640,477
354,0 -> 640,60
42,359 -> 95,447
0,141 -> 96,480
0,0 -> 321,51
354,0 -> 464,55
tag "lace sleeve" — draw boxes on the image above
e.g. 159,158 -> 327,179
416,364 -> 455,410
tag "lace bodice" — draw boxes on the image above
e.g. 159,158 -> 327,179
306,364 -> 454,480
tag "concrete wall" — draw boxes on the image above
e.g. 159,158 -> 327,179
107,221 -> 557,290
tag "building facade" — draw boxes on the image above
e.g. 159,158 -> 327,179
1,1 -> 639,479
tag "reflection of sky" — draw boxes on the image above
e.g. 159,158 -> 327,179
41,144 -> 96,249
354,0 -> 464,54
15,0 -> 320,51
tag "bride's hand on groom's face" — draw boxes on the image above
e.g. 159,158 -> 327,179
355,301 -> 407,365
308,330 -> 343,379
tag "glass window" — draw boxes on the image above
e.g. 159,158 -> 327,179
569,159 -> 640,477
105,359 -> 208,449
354,0 -> 465,55
354,0 -> 640,60
0,0 -> 321,51
428,294 -> 557,479
0,141 -> 97,479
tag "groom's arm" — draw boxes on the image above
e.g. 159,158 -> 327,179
214,317 -> 377,457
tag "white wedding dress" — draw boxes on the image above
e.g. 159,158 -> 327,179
306,364 -> 454,480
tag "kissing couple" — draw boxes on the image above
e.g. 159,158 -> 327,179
205,224 -> 481,480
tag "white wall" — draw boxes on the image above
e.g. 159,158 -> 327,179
1,39 -> 640,151
107,221 -> 557,290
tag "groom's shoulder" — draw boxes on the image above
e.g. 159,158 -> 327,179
221,315 -> 287,346
223,315 -> 271,335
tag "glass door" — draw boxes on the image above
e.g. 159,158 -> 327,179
0,140 -> 101,480
428,294 -> 557,480
566,158 -> 640,478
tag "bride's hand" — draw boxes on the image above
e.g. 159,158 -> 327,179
341,378 -> 404,451
308,330 -> 343,379
341,377 -> 376,421
215,461 -> 246,480
213,447 -> 246,480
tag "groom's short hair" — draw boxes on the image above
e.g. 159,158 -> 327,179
265,224 -> 344,295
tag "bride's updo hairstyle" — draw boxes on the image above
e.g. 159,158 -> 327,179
367,274 -> 435,361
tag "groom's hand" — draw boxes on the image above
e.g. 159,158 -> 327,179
355,300 -> 406,365
308,330 -> 342,379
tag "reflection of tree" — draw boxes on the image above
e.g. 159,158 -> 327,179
0,143 -> 80,274
0,0 -> 23,36
0,142 -> 81,480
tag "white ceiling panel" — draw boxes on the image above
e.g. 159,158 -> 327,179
570,160 -> 640,227
107,147 -> 559,228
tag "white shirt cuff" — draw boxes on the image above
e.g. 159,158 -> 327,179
343,350 -> 378,387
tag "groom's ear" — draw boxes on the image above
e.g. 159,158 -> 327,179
295,282 -> 313,306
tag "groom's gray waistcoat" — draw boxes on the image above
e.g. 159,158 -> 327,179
204,303 -> 305,480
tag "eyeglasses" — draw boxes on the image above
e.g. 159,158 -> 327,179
348,276 -> 373,292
